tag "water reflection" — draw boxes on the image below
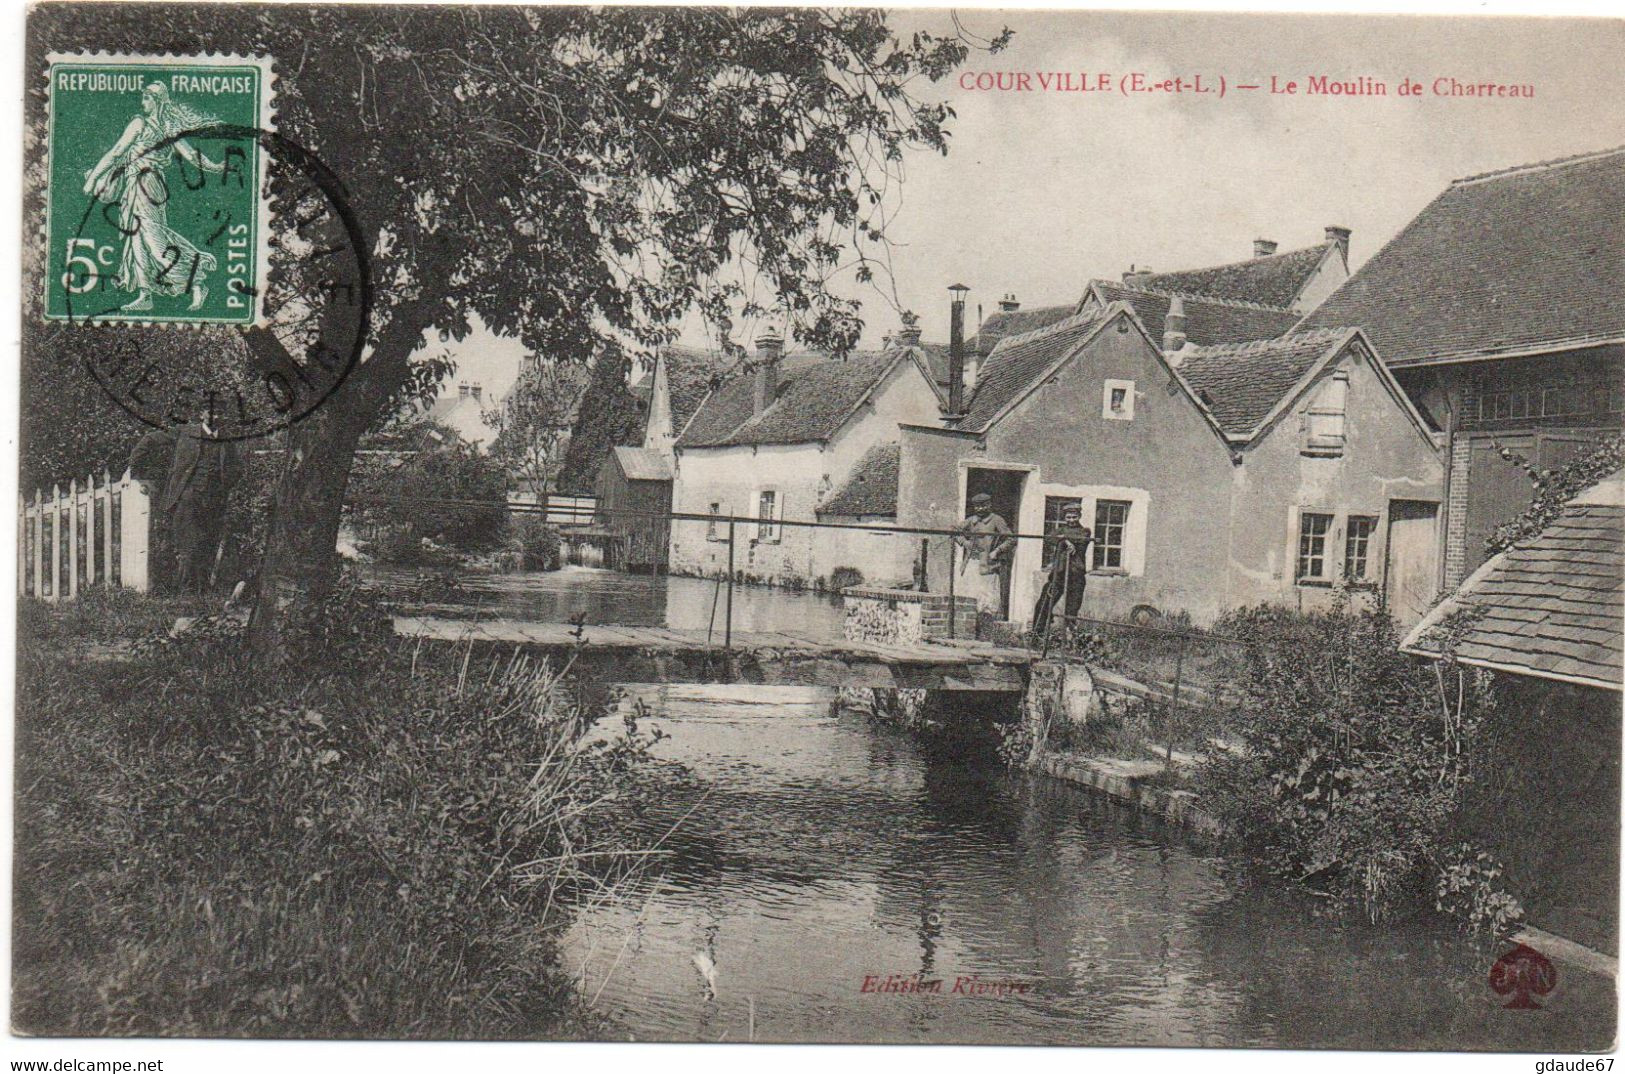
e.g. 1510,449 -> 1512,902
565,683 -> 1614,1048
376,566 -> 849,640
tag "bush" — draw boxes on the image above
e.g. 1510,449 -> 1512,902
1198,601 -> 1519,934
828,565 -> 864,591
14,587 -> 663,1038
353,431 -> 509,555
509,514 -> 561,572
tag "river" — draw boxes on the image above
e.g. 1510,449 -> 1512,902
563,682 -> 1614,1048
389,567 -> 1612,1048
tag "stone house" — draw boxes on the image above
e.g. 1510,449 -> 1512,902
896,299 -> 1443,628
667,328 -> 946,589
1301,147 -> 1625,588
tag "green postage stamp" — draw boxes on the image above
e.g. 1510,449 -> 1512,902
43,53 -> 274,325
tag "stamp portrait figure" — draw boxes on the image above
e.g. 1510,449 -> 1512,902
82,82 -> 224,312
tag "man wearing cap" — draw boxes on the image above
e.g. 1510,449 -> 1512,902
1032,503 -> 1094,636
955,492 -> 1015,618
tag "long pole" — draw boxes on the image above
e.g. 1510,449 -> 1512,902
725,517 -> 736,652
1167,633 -> 1187,765
947,537 -> 956,640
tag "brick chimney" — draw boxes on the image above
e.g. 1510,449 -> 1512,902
1253,238 -> 1278,258
1122,266 -> 1155,286
1324,225 -> 1351,260
458,383 -> 469,398
470,383 -> 482,402
752,327 -> 784,418
998,293 -> 1020,313
1162,295 -> 1188,360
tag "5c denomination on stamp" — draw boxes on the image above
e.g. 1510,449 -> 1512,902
45,53 -> 273,325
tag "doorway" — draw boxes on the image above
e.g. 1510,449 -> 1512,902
1384,499 -> 1440,627
963,466 -> 1027,619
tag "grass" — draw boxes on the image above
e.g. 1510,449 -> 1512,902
13,588 -> 662,1039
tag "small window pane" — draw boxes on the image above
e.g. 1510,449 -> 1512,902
1093,500 -> 1130,570
1344,516 -> 1377,582
1297,512 -> 1332,581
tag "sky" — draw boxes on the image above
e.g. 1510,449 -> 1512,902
441,7 -> 1625,392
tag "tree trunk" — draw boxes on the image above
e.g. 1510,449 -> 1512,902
244,308 -> 432,664
244,402 -> 369,660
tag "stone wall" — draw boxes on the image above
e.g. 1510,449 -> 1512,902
841,585 -> 978,644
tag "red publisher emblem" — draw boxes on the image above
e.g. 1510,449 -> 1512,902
1489,943 -> 1557,1009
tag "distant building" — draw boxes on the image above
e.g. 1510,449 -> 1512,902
668,326 -> 946,590
423,380 -> 495,451
1301,147 -> 1625,587
897,300 -> 1443,627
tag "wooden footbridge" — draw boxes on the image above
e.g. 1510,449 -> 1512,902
393,615 -> 1034,692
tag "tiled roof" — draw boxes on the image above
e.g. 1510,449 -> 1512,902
677,351 -> 916,448
970,304 -> 1076,355
818,441 -> 900,517
1403,471 -> 1624,691
611,445 -> 673,481
1141,243 -> 1332,309
954,306 -> 1115,433
1176,328 -> 1351,438
1089,281 -> 1301,347
659,345 -> 737,437
1300,147 -> 1625,365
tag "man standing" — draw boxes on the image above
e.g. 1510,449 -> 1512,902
161,418 -> 244,593
1032,503 -> 1093,637
955,492 -> 1015,619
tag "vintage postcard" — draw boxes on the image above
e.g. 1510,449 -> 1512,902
11,2 -> 1623,1066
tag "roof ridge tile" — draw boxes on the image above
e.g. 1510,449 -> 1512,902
1453,145 -> 1625,187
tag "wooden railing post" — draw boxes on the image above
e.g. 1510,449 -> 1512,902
102,469 -> 115,592
67,478 -> 79,600
121,470 -> 151,593
32,488 -> 43,600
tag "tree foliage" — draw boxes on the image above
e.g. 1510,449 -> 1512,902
555,350 -> 648,496
26,6 -> 1004,655
485,360 -> 589,493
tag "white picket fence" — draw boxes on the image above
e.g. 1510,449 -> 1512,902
18,470 -> 152,601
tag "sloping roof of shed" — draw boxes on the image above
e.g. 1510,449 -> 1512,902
1299,147 -> 1625,366
611,445 -> 673,481
1087,281 -> 1301,347
1141,242 -> 1333,309
1402,471 -> 1624,690
1176,328 -> 1352,438
818,441 -> 900,517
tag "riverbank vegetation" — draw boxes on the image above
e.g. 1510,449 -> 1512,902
1196,603 -> 1521,936
14,584 -> 660,1037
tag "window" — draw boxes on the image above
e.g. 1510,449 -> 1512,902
1102,379 -> 1135,421
1343,516 -> 1377,583
1304,371 -> 1349,455
1042,496 -> 1083,567
707,502 -> 722,540
1297,512 -> 1333,582
1093,500 -> 1130,570
757,490 -> 779,542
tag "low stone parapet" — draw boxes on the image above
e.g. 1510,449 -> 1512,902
840,585 -> 978,644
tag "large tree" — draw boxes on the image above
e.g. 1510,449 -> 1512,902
27,6 -> 1002,659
